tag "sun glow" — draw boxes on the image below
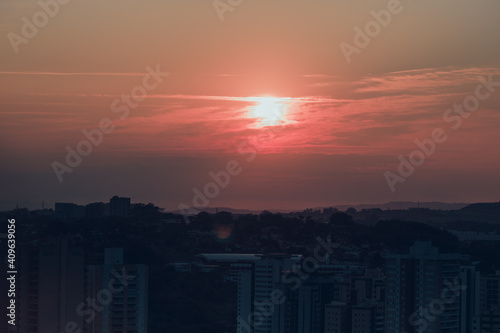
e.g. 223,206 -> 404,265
249,97 -> 290,127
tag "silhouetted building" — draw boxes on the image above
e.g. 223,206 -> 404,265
110,196 -> 130,217
85,202 -> 109,219
352,301 -> 384,333
19,238 -> 85,333
55,202 -> 85,219
85,248 -> 148,333
324,301 -> 348,333
295,274 -> 337,333
459,265 -> 480,333
333,278 -> 350,304
236,261 -> 255,333
480,306 -> 500,333
480,271 -> 500,333
195,254 -> 258,333
229,254 -> 302,333
198,253 -> 306,333
253,254 -> 298,333
351,277 -> 374,305
385,241 -> 463,333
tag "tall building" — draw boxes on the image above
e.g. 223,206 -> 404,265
236,261 -> 256,333
480,271 -> 500,333
324,301 -> 348,333
459,265 -> 480,333
85,248 -> 149,333
333,278 -> 350,303
18,238 -> 85,333
196,253 -> 260,333
228,253 -> 302,333
385,241 -> 463,333
110,196 -> 131,217
294,270 -> 340,333
201,253 -> 380,333
85,264 -> 105,333
349,268 -> 385,306
351,301 -> 384,333
480,306 -> 500,333
252,254 -> 296,333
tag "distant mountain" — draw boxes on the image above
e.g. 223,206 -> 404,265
6,201 -> 497,216
324,201 -> 470,211
172,202 -> 472,216
171,206 -> 263,215
0,201 -> 45,211
461,202 -> 500,214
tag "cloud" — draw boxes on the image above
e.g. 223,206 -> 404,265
0,71 -> 148,77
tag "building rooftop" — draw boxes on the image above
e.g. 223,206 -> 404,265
197,253 -> 302,263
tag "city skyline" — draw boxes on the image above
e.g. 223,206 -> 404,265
3,195 -> 500,332
2,1 -> 500,332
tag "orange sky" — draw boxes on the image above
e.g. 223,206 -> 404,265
1,0 -> 499,210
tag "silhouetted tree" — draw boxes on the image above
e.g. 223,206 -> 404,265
346,207 -> 357,214
329,212 -> 354,226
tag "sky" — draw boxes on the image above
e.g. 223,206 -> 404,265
1,0 -> 499,211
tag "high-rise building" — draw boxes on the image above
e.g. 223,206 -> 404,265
349,268 -> 385,306
480,271 -> 500,333
236,261 -> 255,333
352,301 -> 385,333
480,306 -> 500,333
110,196 -> 131,217
324,301 -> 348,333
295,274 -> 336,333
85,264 -> 105,333
333,278 -> 350,304
228,253 -> 302,333
385,241 -> 463,333
18,238 -> 85,333
351,277 -> 374,305
195,253 -> 260,333
85,248 -> 148,333
459,265 -> 480,333
252,254 -> 295,333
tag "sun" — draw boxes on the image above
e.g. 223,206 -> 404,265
250,97 -> 288,127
